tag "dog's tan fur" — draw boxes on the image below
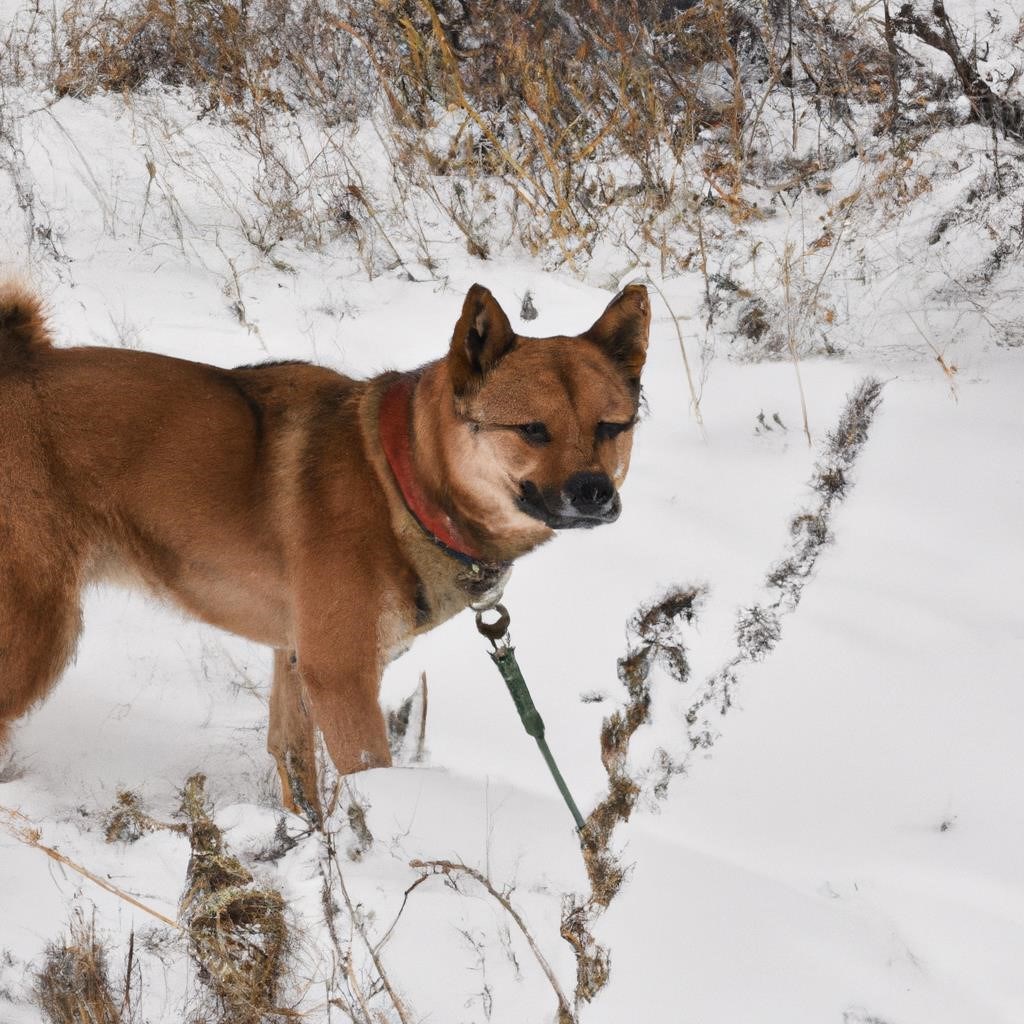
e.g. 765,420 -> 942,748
0,281 -> 649,817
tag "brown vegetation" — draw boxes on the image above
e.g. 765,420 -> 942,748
179,774 -> 291,1024
34,910 -> 135,1024
3,0 -> 914,270
563,586 -> 703,1006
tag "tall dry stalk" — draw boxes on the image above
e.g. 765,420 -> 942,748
644,277 -> 707,438
781,241 -> 812,447
1,805 -> 181,930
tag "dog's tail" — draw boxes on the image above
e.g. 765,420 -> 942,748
0,282 -> 52,366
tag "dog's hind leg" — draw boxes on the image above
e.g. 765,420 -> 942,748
0,572 -> 83,757
268,649 -> 323,825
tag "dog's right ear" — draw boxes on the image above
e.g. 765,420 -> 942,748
449,284 -> 516,394
584,283 -> 650,387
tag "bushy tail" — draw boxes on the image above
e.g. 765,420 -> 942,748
0,283 -> 52,364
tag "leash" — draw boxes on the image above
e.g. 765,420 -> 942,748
475,603 -> 586,833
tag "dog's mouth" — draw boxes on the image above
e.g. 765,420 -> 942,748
516,478 -> 621,530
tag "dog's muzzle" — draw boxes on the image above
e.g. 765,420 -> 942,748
517,473 -> 621,529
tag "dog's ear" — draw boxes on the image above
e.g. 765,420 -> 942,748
584,284 -> 650,384
449,284 -> 516,393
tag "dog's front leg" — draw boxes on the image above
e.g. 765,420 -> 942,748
294,631 -> 393,779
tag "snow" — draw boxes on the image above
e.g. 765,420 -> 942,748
1,3 -> 1023,1021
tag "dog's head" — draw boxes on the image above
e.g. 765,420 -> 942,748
442,283 -> 649,551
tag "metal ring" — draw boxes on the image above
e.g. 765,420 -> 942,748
475,603 -> 511,643
469,588 -> 506,613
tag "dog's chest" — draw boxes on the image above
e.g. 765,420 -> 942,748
382,556 -> 511,666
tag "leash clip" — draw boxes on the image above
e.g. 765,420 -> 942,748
474,602 -> 511,647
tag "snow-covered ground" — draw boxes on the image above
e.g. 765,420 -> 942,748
1,3 -> 1023,1021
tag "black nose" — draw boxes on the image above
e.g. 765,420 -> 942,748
565,472 -> 616,514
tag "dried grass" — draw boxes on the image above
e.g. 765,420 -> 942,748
52,0 -> 369,122
104,789 -> 186,844
179,774 -> 292,1024
34,910 -> 132,1024
23,0 -> 895,267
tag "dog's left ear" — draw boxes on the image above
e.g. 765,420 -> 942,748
449,284 -> 516,394
584,283 -> 650,383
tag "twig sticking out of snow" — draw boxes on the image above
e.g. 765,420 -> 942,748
0,805 -> 181,930
320,825 -> 413,1024
409,858 -> 576,1024
644,277 -> 707,439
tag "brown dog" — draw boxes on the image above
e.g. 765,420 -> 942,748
0,281 -> 649,818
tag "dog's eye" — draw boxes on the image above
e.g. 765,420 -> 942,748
516,422 -> 551,445
596,420 -> 633,441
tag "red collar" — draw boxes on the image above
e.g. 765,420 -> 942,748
379,373 -> 486,566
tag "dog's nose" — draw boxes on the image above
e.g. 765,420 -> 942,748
565,472 -> 616,515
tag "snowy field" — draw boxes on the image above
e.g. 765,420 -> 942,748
1,2 -> 1023,1022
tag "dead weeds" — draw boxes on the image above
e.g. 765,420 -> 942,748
565,586 -> 703,1006
34,909 -> 136,1024
179,774 -> 291,1024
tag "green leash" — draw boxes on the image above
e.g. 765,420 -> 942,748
475,604 -> 586,833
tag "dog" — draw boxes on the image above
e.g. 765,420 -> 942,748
0,281 -> 649,819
